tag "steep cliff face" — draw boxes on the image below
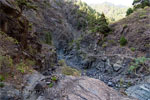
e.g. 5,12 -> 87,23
22,0 -> 74,50
0,0 -> 58,71
0,0 -> 57,87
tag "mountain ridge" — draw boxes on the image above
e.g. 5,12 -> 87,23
91,2 -> 129,8
90,2 -> 129,22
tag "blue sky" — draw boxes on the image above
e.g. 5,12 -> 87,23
81,0 -> 133,6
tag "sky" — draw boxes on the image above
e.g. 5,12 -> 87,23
81,0 -> 133,6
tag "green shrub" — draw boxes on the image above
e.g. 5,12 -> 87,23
129,65 -> 136,72
131,47 -> 136,52
0,55 -> 13,69
0,75 -> 5,82
144,6 -> 149,9
123,24 -> 128,28
126,8 -> 133,16
58,59 -> 66,66
59,59 -> 81,76
45,32 -> 52,45
139,15 -> 147,19
49,83 -> 53,88
129,57 -> 150,72
119,78 -> 124,87
51,76 -> 57,81
120,36 -> 127,46
0,83 -> 4,88
62,66 -> 81,76
16,59 -> 34,74
108,40 -> 116,45
145,43 -> 150,47
102,43 -> 107,48
16,62 -> 26,73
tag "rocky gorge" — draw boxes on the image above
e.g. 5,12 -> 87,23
0,0 -> 150,100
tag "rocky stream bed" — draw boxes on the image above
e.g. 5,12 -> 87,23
57,48 -> 150,100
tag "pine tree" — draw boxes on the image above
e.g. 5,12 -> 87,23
95,13 -> 110,35
100,13 -> 108,25
126,8 -> 133,16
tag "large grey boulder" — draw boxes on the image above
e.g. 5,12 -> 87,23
126,83 -> 150,100
22,72 -> 46,100
46,76 -> 137,100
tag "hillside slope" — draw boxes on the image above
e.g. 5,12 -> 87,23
109,7 -> 150,55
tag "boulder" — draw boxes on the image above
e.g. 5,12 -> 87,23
22,72 -> 46,100
46,76 -> 137,100
126,83 -> 150,100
